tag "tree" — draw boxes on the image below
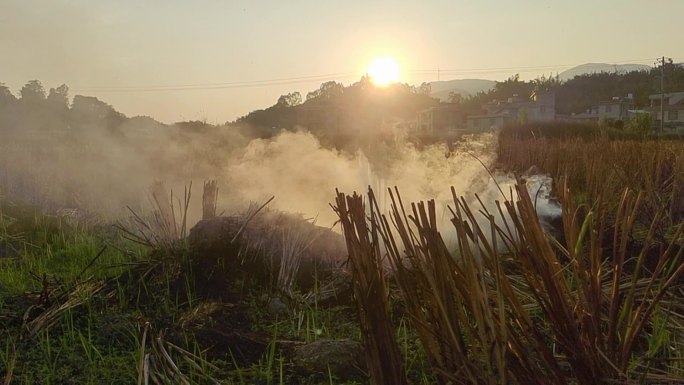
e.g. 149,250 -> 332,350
626,112 -> 653,134
448,91 -> 464,104
71,95 -> 125,130
494,74 -> 534,97
533,73 -> 561,89
0,83 -> 16,105
47,84 -> 69,109
20,80 -> 46,103
418,82 -> 432,96
276,91 -> 302,107
306,81 -> 344,101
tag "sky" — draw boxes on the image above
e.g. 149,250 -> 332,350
1,0 -> 683,124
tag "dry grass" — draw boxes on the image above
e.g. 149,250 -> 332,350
332,190 -> 409,385
497,135 -> 684,232
21,273 -> 109,339
276,216 -> 320,295
136,323 -> 222,385
335,179 -> 684,384
117,181 -> 193,251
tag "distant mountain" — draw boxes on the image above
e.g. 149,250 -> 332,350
559,63 -> 651,81
429,79 -> 496,101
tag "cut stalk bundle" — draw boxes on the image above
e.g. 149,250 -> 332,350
21,276 -> 107,339
202,180 -> 218,220
276,218 -> 319,295
136,323 -> 222,385
116,182 -> 192,250
332,190 -> 409,385
335,179 -> 684,384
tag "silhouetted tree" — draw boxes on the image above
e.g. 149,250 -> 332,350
277,91 -> 302,107
71,95 -> 125,131
0,83 -> 18,131
533,73 -> 561,90
494,74 -> 534,98
47,84 -> 69,109
0,82 -> 16,105
306,81 -> 344,101
447,91 -> 464,104
20,80 -> 46,103
417,82 -> 431,95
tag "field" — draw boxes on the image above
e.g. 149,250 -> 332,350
1,123 -> 683,384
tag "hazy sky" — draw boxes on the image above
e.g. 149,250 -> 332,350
1,0 -> 683,123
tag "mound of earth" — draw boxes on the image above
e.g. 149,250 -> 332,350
187,210 -> 348,299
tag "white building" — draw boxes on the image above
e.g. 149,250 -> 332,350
598,94 -> 634,122
649,92 -> 684,129
466,90 -> 555,130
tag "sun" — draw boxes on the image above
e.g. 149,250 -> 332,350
367,57 -> 400,87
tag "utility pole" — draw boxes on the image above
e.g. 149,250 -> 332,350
656,56 -> 673,132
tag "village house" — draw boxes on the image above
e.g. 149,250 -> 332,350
466,90 -> 556,130
295,101 -> 382,134
527,90 -> 556,121
564,106 -> 599,123
598,94 -> 634,122
416,103 -> 467,134
649,91 -> 684,129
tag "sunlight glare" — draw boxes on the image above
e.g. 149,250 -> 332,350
368,57 -> 400,86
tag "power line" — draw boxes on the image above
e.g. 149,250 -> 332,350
70,57 -> 677,93
409,57 -> 666,76
72,72 -> 357,92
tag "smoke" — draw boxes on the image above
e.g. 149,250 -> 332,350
218,130 -> 507,229
0,115 -> 559,238
0,118 -> 248,220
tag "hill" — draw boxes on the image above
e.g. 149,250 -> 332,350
559,63 -> 651,81
429,79 -> 496,101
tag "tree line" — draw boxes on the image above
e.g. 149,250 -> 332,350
0,80 -> 126,133
453,63 -> 684,115
4,64 -> 683,137
235,76 -> 437,132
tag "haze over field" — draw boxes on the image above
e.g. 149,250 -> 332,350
1,0 -> 683,123
2,3 -> 684,385
0,108 -> 513,231
1,0 -> 683,231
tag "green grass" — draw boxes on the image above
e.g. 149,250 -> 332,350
0,198 -> 389,385
0,299 -> 139,384
0,201 -> 143,296
7,125 -> 680,384
0,201 -> 148,383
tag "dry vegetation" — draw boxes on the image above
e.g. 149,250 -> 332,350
335,182 -> 684,384
496,122 -> 684,231
2,122 -> 683,384
0,181 -> 360,385
333,123 -> 684,384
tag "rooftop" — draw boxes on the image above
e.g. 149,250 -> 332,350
648,92 -> 684,105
